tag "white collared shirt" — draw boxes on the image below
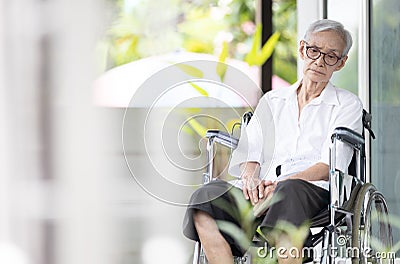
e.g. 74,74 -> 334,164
229,80 -> 363,190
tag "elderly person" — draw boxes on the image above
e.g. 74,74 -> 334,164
183,19 -> 362,264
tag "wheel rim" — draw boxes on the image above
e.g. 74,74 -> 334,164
352,184 -> 393,264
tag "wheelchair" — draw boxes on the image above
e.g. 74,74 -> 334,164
192,110 -> 393,264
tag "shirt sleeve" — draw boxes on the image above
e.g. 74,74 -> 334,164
319,94 -> 363,172
228,96 -> 274,177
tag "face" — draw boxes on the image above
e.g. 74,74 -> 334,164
299,30 -> 348,84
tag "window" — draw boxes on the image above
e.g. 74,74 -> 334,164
327,0 -> 360,95
370,0 -> 400,245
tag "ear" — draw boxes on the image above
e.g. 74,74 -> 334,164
299,40 -> 306,60
334,55 -> 348,71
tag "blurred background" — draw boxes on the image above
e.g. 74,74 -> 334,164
0,0 -> 399,263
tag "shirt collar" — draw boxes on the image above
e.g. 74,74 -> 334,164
271,80 -> 300,100
314,82 -> 340,106
272,80 -> 340,106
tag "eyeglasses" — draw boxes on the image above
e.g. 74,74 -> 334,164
304,42 -> 342,66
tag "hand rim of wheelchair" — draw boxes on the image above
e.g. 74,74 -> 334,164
351,183 -> 394,264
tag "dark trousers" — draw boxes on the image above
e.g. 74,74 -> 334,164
182,179 -> 329,257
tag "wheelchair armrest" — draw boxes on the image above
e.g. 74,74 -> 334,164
331,127 -> 364,151
205,130 -> 239,149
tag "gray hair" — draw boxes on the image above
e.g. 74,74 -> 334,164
303,19 -> 353,57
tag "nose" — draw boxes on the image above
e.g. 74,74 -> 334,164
314,54 -> 325,66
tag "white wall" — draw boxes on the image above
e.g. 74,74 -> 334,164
0,1 -> 113,264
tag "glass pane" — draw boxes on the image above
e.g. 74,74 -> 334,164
327,0 -> 360,94
371,0 -> 400,247
102,0 -> 257,70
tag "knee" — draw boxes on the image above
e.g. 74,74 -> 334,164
189,180 -> 231,205
193,210 -> 217,232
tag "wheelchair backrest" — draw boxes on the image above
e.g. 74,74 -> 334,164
343,109 -> 375,182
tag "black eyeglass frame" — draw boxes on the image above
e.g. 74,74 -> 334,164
303,41 -> 343,66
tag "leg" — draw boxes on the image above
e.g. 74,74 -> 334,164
261,179 -> 330,228
260,179 -> 329,263
193,210 -> 233,264
183,180 -> 255,259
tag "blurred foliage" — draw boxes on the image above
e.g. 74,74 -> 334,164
215,187 -> 309,263
245,25 -> 280,66
272,0 -> 297,84
100,0 -> 297,83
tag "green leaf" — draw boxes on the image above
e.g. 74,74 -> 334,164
218,41 -> 229,63
256,226 -> 269,242
245,24 -> 262,66
216,41 -> 229,82
257,31 -> 281,65
181,125 -> 194,136
244,23 -> 280,67
189,82 -> 208,96
212,198 -> 241,222
181,108 -> 201,115
261,220 -> 309,247
175,63 -> 204,78
388,214 -> 400,230
216,220 -> 251,251
369,236 -> 385,252
369,213 -> 400,253
391,240 -> 400,253
275,220 -> 309,246
253,193 -> 282,218
228,187 -> 254,221
186,118 -> 207,137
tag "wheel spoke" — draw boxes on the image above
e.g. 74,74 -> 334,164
351,184 -> 393,264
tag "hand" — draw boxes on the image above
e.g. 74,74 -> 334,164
240,162 -> 261,205
242,176 -> 262,205
242,178 -> 276,206
262,180 -> 276,198
253,180 -> 277,217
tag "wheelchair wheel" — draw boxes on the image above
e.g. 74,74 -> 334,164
351,183 -> 393,264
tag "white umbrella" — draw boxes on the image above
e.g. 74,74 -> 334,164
93,51 -> 262,108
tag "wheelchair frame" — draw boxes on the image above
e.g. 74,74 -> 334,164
192,111 -> 393,264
